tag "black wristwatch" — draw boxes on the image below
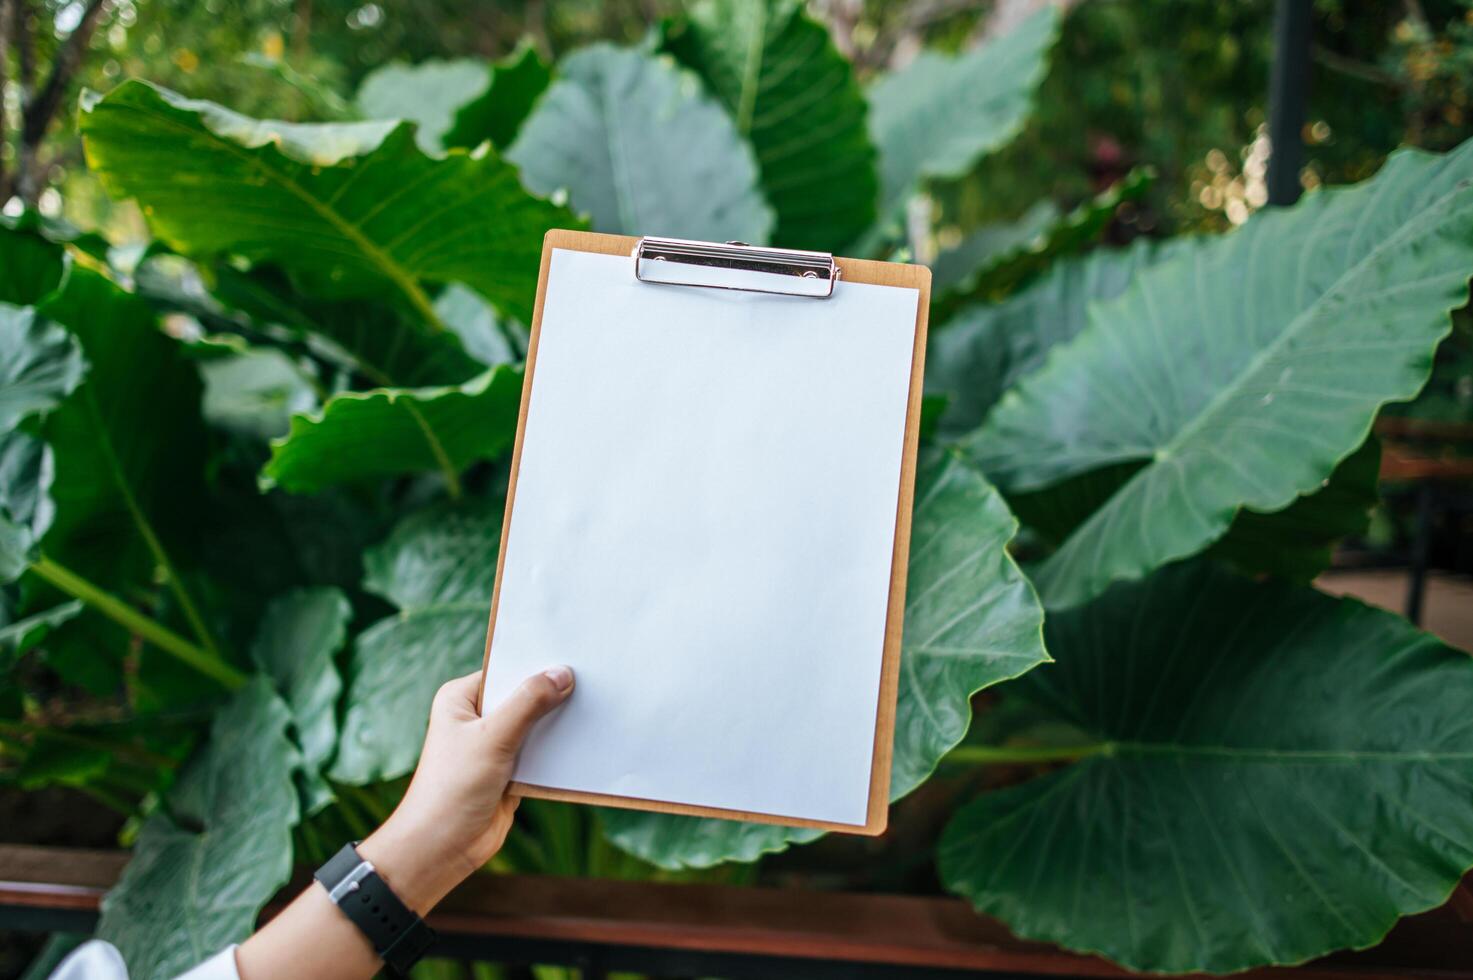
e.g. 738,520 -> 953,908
315,842 -> 437,975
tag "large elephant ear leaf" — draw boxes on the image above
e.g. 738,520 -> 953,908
356,42 -> 550,154
34,264 -> 218,699
508,44 -> 772,243
663,0 -> 876,252
601,453 -> 1048,869
99,679 -> 300,980
926,237 -> 1182,438
79,79 -> 575,325
251,587 -> 351,812
866,7 -> 1058,238
968,141 -> 1473,608
260,365 -> 522,495
332,498 -> 502,784
939,558 -> 1473,974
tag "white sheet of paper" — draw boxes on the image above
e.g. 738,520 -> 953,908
482,249 -> 919,826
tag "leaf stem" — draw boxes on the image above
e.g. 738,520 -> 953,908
0,719 -> 178,769
77,783 -> 138,817
81,385 -> 225,660
29,555 -> 247,691
942,742 -> 1112,766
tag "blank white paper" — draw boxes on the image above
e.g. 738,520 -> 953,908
482,249 -> 919,826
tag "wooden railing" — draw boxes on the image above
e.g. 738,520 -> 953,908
3,845 -> 1471,978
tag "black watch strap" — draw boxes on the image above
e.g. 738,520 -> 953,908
315,842 -> 436,975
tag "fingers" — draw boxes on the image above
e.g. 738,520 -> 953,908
482,666 -> 575,753
432,670 -> 486,718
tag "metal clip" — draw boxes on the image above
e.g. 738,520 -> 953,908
632,236 -> 840,298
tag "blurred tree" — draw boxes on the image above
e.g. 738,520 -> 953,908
933,0 -> 1473,237
6,0 -> 1473,248
1,0 -> 111,204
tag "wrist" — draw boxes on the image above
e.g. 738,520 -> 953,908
355,814 -> 470,916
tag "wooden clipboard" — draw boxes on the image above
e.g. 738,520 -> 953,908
477,229 -> 931,835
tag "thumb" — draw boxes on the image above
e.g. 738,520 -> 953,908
483,666 -> 575,753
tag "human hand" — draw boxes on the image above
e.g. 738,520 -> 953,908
356,666 -> 574,913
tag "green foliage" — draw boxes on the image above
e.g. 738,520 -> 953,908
98,679 -> 300,980
0,306 -> 86,436
867,8 -> 1059,234
79,80 -> 576,326
261,366 -> 522,495
332,498 -> 504,784
663,0 -> 877,252
508,44 -> 772,241
0,432 -> 56,583
939,559 -> 1473,974
927,236 -> 1182,438
356,42 -> 551,154
0,220 -> 66,306
32,259 -> 224,700
930,166 -> 1154,317
251,588 -> 352,811
967,143 -> 1473,608
3,6 -> 1473,977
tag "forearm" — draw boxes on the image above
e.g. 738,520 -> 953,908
235,817 -> 466,980
234,666 -> 567,980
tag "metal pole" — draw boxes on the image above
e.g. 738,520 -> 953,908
1266,0 -> 1312,206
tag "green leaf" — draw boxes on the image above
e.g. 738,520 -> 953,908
1209,435 -> 1381,581
508,44 -> 773,242
927,237 -> 1179,438
199,347 -> 318,440
0,599 -> 82,665
888,452 -> 1050,796
663,0 -> 877,251
80,79 -> 575,326
0,304 -> 87,432
938,559 -> 1473,974
443,42 -> 552,151
260,365 -> 522,494
15,735 -> 111,789
209,263 -> 484,387
932,200 -> 1060,298
434,282 -> 524,368
331,498 -> 502,783
34,264 -> 218,696
931,167 -> 1154,317
357,42 -> 550,153
601,453 -> 1048,869
99,679 -> 300,980
0,219 -> 65,306
251,587 -> 350,810
0,432 -> 54,583
968,143 -> 1473,608
866,8 -> 1058,231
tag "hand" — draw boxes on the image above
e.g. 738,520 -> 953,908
356,666 -> 574,913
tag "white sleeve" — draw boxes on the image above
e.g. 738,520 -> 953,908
174,947 -> 241,980
47,941 -> 241,980
47,941 -> 127,980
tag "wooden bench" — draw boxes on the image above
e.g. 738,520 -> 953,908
3,845 -> 1471,978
